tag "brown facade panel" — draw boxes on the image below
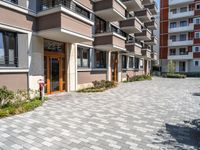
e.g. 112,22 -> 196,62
160,8 -> 168,21
78,71 -> 107,84
160,21 -> 168,34
160,0 -> 168,8
0,73 -> 28,91
193,52 -> 200,58
188,32 -> 194,40
37,12 -> 61,31
194,24 -> 200,30
0,6 -> 36,31
61,13 -> 92,37
160,47 -> 168,59
188,46 -> 192,52
37,12 -> 92,38
194,38 -> 200,44
160,34 -> 168,47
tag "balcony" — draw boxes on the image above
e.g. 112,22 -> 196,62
144,20 -> 158,30
1,0 -> 18,4
168,40 -> 193,47
142,0 -> 154,5
169,11 -> 194,19
141,48 -> 151,59
151,51 -> 158,60
169,23 -> 194,33
168,52 -> 193,60
169,0 -> 194,6
37,0 -> 94,43
94,0 -> 126,22
144,3 -> 158,15
125,41 -> 142,56
119,17 -> 143,34
135,29 -> 151,41
134,9 -> 152,23
121,0 -> 143,11
94,32 -> 126,51
144,36 -> 158,45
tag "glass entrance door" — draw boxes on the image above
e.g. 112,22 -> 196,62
50,58 -> 60,92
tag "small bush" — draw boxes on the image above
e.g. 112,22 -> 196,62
164,73 -> 186,78
0,86 -> 14,107
128,75 -> 152,82
78,80 -> 117,93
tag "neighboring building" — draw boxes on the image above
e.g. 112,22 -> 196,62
0,0 -> 158,94
160,0 -> 200,74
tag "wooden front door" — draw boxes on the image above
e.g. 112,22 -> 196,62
111,52 -> 118,82
44,52 -> 66,94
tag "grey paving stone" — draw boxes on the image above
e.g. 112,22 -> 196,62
0,78 -> 200,150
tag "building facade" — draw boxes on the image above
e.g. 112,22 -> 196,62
0,0 -> 158,94
160,0 -> 200,74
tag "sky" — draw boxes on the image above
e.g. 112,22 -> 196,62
156,0 -> 160,8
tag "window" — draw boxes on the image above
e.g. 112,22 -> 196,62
140,59 -> 143,69
194,61 -> 199,67
195,32 -> 200,39
170,49 -> 176,55
179,48 -> 187,55
95,50 -> 106,68
122,55 -> 127,69
0,30 -> 17,67
171,9 -> 177,14
180,21 -> 187,27
170,35 -> 176,42
180,34 -> 186,41
95,17 -> 106,34
196,4 -> 200,10
134,58 -> 139,69
180,7 -> 187,13
170,22 -> 177,28
129,57 -> 134,68
7,0 -> 18,4
193,46 -> 200,52
195,18 -> 200,24
77,46 -> 90,68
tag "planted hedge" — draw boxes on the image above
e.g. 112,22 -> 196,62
78,80 -> 117,93
125,75 -> 152,82
164,73 -> 186,79
0,86 -> 45,118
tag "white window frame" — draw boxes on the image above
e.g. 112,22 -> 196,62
195,32 -> 200,39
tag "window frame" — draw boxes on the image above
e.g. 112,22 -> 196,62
94,50 -> 106,68
122,55 -> 127,69
0,30 -> 18,67
77,46 -> 90,68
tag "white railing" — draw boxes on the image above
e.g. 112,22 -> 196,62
168,52 -> 193,60
169,23 -> 194,33
169,11 -> 194,19
169,0 -> 194,6
168,40 -> 193,46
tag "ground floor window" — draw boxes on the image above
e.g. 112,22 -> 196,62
135,58 -> 140,69
140,59 -> 144,69
129,57 -> 134,68
77,46 -> 90,68
194,60 -> 199,67
0,30 -> 17,67
95,50 -> 106,68
122,55 -> 127,69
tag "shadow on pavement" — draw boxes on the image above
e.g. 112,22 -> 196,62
154,119 -> 200,150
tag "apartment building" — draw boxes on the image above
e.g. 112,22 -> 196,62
160,0 -> 200,74
0,0 -> 157,94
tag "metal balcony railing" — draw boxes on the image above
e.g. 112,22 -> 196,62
40,0 -> 93,21
0,56 -> 18,67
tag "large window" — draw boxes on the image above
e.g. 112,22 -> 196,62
77,46 -> 90,68
95,17 -> 106,34
135,58 -> 140,69
75,4 -> 90,19
95,50 -> 106,68
195,32 -> 200,39
179,48 -> 187,55
180,7 -> 187,13
180,21 -> 187,27
170,35 -> 176,42
180,34 -> 186,41
122,55 -> 127,69
0,31 -> 17,67
170,49 -> 176,55
170,22 -> 177,28
129,57 -> 134,68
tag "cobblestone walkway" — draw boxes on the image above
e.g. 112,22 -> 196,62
0,77 -> 200,150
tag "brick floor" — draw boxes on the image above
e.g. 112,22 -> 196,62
0,77 -> 200,150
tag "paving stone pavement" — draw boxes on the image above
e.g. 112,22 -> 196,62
0,77 -> 200,150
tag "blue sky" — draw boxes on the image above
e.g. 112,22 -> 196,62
156,0 -> 160,8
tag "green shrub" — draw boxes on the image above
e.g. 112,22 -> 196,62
22,99 -> 42,111
128,75 -> 152,82
0,86 -> 14,107
165,73 -> 186,78
78,80 -> 117,93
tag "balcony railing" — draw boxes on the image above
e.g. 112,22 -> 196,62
40,0 -> 93,21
